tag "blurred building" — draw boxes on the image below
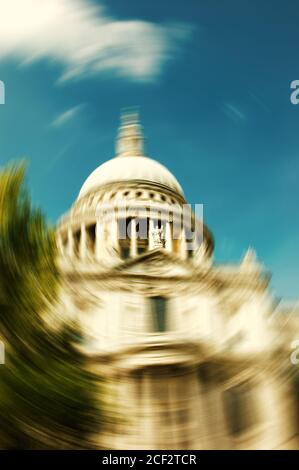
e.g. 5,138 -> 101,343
56,112 -> 299,450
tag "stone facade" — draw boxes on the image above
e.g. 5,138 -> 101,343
56,112 -> 299,449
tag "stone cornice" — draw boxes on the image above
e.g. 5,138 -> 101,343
61,262 -> 269,295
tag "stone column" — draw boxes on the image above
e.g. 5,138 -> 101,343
142,371 -> 155,448
180,227 -> 187,260
130,218 -> 137,257
148,218 -> 155,250
191,370 -> 206,449
95,220 -> 103,261
111,212 -> 119,253
79,223 -> 87,260
67,227 -> 74,258
168,374 -> 179,449
165,221 -> 172,252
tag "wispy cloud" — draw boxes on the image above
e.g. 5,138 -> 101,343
51,105 -> 83,128
222,102 -> 246,123
41,142 -> 73,177
248,92 -> 271,114
0,0 -> 191,82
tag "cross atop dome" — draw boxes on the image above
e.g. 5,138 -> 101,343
115,107 -> 145,157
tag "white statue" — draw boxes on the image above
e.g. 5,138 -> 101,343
151,225 -> 165,248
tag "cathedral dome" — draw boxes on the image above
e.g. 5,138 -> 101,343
78,111 -> 184,199
78,155 -> 183,199
57,110 -> 214,264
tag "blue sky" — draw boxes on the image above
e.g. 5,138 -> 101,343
0,0 -> 298,299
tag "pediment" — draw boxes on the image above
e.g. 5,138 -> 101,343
113,249 -> 193,278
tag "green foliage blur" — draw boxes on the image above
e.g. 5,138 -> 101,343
0,163 -> 101,449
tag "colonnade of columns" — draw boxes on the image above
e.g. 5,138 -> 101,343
107,368 -> 296,450
105,368 -> 199,450
57,215 -> 192,261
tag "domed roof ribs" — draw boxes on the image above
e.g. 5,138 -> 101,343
116,108 -> 145,157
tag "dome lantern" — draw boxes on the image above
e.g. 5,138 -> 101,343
115,109 -> 144,157
77,110 -> 184,199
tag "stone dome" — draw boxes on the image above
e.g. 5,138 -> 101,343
57,110 -> 214,264
78,155 -> 183,199
78,111 -> 184,199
